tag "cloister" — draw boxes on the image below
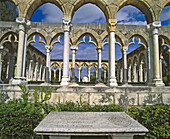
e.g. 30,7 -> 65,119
0,0 -> 170,105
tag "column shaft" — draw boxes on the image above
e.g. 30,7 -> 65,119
97,48 -> 102,82
122,47 -> 128,84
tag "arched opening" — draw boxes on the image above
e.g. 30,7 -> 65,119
72,3 -> 106,23
160,6 -> 170,26
0,1 -> 18,21
116,5 -> 147,25
90,66 -> 97,83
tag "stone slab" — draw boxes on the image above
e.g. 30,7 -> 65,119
34,112 -> 148,135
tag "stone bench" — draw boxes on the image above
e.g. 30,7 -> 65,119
34,112 -> 148,139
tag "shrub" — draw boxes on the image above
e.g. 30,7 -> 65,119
127,104 -> 170,139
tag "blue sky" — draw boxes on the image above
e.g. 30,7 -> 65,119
31,3 -> 170,64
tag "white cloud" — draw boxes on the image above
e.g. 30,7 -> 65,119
72,4 -> 106,23
116,5 -> 147,25
39,3 -> 63,22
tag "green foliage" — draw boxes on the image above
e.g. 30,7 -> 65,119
18,85 -> 30,104
0,0 -> 18,21
56,101 -> 124,112
127,104 -> 170,139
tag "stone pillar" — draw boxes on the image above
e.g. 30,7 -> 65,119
70,46 -> 78,84
145,47 -> 150,83
96,47 -> 102,83
45,45 -> 51,83
128,65 -> 132,82
78,68 -> 81,82
59,68 -> 61,82
38,64 -> 42,81
9,55 -> 15,80
54,68 -> 56,82
107,19 -> 118,86
122,47 -> 128,84
147,22 -> 164,86
133,64 -> 137,82
159,55 -> 163,79
139,61 -> 144,82
42,66 -> 45,81
104,69 -> 107,83
88,68 -> 91,82
28,60 -> 33,81
168,49 -> 170,85
61,18 -> 71,85
6,61 -> 9,79
0,49 -> 3,83
12,17 -> 30,84
33,62 -> 38,81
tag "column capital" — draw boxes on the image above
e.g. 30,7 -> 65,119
16,17 -> 31,31
168,49 -> 170,54
45,45 -> 52,53
121,46 -> 128,53
63,17 -> 71,32
147,21 -> 161,35
96,46 -> 103,51
107,19 -> 117,32
70,46 -> 78,51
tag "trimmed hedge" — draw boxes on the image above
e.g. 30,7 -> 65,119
127,104 -> 170,139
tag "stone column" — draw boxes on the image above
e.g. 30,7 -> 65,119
78,68 -> 81,82
139,61 -> 144,82
9,55 -> 15,80
168,49 -> 170,85
133,64 -> 137,82
147,22 -> 164,86
104,69 -> 107,83
107,19 -> 118,86
96,47 -> 102,83
28,60 -> 33,81
6,61 -> 9,79
0,49 -> 3,83
33,62 -> 38,81
61,18 -> 71,85
59,68 -> 61,82
42,66 -> 46,81
70,46 -> 78,84
159,55 -> 163,79
145,47 -> 150,83
88,68 -> 91,82
116,68 -> 119,82
128,65 -> 132,82
38,64 -> 42,81
12,17 -> 30,84
54,68 -> 56,82
45,45 -> 51,83
122,47 -> 128,84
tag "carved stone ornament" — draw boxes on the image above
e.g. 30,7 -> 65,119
63,18 -> 71,32
70,46 -> 78,51
45,45 -> 52,52
146,21 -> 161,34
107,19 -> 117,32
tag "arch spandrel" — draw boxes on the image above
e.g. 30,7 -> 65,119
117,0 -> 155,23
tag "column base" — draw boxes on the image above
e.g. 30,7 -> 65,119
109,78 -> 118,87
69,82 -> 79,86
11,77 -> 28,85
95,82 -> 106,87
60,76 -> 70,86
148,78 -> 165,87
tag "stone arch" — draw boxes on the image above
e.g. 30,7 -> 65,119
117,0 -> 155,23
24,0 -> 63,20
50,32 -> 64,46
27,32 -> 47,45
89,63 -> 98,70
76,32 -> 98,47
128,34 -> 148,49
71,0 -> 109,21
159,35 -> 170,49
0,31 -> 18,45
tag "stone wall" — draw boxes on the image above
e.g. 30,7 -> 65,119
0,85 -> 169,107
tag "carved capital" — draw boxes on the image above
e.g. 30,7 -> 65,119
107,19 -> 117,32
45,45 -> 52,53
71,46 -> 78,51
16,17 -> 31,32
63,18 -> 71,32
122,46 -> 128,53
147,21 -> 161,35
96,46 -> 102,51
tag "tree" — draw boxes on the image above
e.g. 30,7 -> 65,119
0,0 -> 18,21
